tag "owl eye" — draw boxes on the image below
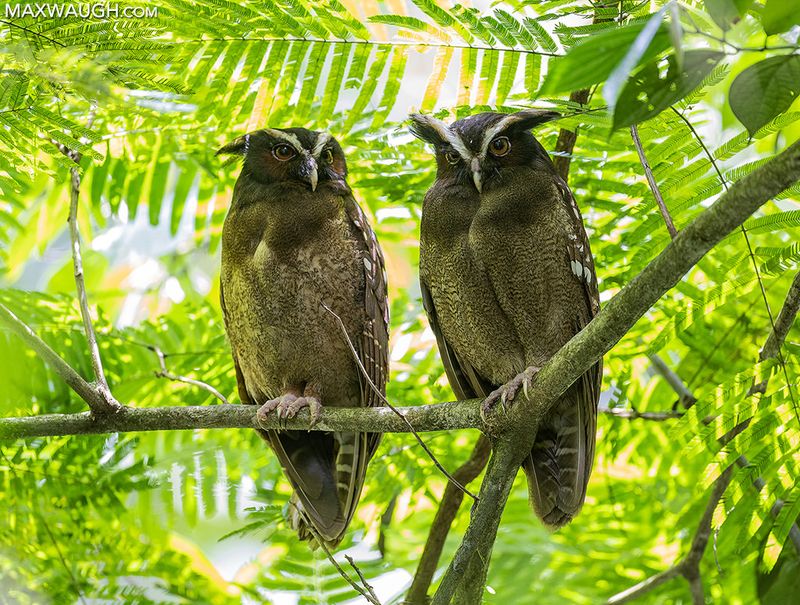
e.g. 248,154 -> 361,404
321,148 -> 334,163
273,144 -> 296,161
444,150 -> 461,165
489,136 -> 511,157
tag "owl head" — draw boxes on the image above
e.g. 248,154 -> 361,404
409,109 -> 559,193
216,128 -> 347,192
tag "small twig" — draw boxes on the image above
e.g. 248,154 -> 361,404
647,351 -> 800,556
602,407 -> 683,421
55,109 -> 120,414
290,502 -> 381,605
606,567 -> 682,604
648,353 -> 697,408
687,28 -> 799,53
148,345 -> 230,405
670,106 -> 797,415
322,303 -> 479,501
631,124 -> 678,239
406,435 -> 492,604
0,302 -> 113,415
345,555 -> 381,604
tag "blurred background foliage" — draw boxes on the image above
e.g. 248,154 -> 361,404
1,0 -> 799,603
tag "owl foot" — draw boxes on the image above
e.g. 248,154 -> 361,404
257,394 -> 322,429
282,396 -> 322,428
481,366 -> 541,421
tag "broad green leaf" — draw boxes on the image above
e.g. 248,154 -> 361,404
668,2 -> 684,70
613,50 -> 725,129
761,0 -> 800,35
704,0 -> 753,30
730,55 -> 800,136
541,21 -> 671,96
605,6 -> 667,109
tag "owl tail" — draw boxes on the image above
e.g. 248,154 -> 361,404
522,376 -> 596,530
262,430 -> 368,548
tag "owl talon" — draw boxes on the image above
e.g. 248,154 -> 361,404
281,396 -> 322,428
480,366 -> 541,422
257,393 -> 302,429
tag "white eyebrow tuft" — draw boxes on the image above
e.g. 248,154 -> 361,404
263,128 -> 304,152
311,131 -> 332,159
479,114 -> 521,158
415,114 -> 472,162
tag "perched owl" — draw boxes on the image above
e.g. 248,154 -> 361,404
409,109 -> 601,528
217,128 -> 389,547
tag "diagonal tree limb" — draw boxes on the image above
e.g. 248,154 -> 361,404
607,467 -> 734,605
431,139 -> 800,603
759,269 -> 800,362
430,440 -> 518,605
405,435 -> 491,604
610,267 -> 800,603
552,2 -> 613,183
0,302 -> 112,415
648,352 -> 696,408
67,162 -> 117,410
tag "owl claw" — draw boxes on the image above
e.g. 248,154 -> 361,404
256,394 -> 322,429
284,396 -> 322,429
480,366 -> 541,422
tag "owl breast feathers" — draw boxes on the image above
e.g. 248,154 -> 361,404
410,109 -> 602,528
218,127 -> 389,547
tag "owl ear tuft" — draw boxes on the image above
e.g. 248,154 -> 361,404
408,113 -> 450,145
216,134 -> 251,157
505,109 -> 561,132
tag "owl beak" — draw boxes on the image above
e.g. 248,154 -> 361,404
471,157 -> 482,193
299,156 -> 319,191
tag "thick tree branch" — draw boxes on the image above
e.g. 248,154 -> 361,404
553,88 -> 590,183
431,140 -> 800,602
430,440 -> 518,605
406,435 -> 491,604
0,400 -> 482,441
